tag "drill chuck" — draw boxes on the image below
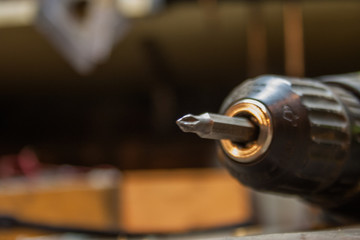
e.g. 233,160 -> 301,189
219,74 -> 360,217
177,73 -> 360,218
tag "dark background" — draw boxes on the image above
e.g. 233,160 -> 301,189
1,1 -> 360,169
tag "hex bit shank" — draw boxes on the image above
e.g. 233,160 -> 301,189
176,113 -> 256,142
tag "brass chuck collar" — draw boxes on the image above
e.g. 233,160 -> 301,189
221,99 -> 273,163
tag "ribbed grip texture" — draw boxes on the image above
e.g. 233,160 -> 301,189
290,79 -> 350,187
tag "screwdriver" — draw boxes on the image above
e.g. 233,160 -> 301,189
177,73 -> 360,219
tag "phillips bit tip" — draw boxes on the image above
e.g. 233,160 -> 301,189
176,113 -> 212,134
176,113 -> 257,142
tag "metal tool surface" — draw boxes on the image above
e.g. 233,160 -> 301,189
176,113 -> 256,143
177,73 -> 360,219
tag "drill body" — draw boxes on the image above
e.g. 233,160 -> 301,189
218,73 -> 360,218
177,72 -> 360,219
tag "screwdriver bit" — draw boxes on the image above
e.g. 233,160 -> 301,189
176,113 -> 256,142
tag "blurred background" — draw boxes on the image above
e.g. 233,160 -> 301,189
0,0 -> 360,238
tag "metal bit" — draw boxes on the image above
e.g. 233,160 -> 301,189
176,113 -> 256,142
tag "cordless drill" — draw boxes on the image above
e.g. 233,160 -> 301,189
177,72 -> 360,219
